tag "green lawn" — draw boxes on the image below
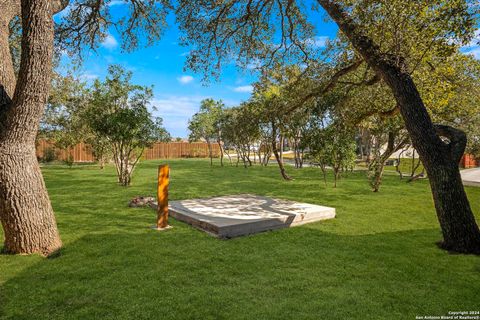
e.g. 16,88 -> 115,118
355,158 -> 425,176
1,159 -> 479,319
384,158 -> 425,176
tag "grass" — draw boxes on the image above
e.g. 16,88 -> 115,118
384,158 -> 425,175
1,159 -> 479,320
355,158 -> 425,176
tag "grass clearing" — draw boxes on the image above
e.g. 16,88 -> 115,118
1,159 -> 479,319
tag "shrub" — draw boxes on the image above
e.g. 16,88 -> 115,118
42,147 -> 57,163
63,154 -> 74,168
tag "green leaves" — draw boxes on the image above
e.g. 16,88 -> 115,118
87,64 -> 170,150
176,0 -> 316,79
188,98 -> 225,143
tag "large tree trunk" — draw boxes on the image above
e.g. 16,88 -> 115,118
0,0 -> 62,255
319,0 -> 480,254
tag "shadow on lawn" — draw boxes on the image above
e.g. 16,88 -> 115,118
1,226 -> 479,320
2,161 -> 478,319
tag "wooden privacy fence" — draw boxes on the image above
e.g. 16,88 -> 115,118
36,140 -> 96,162
36,140 -> 220,163
143,142 -> 220,159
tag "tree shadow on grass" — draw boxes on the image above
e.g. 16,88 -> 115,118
1,227 -> 479,320
2,160 -> 477,319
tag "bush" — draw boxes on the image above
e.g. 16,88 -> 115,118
63,154 -> 74,168
42,147 -> 57,163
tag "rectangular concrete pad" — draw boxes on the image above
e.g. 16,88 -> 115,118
167,194 -> 335,238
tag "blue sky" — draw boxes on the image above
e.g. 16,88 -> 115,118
57,2 -> 338,138
58,2 -> 480,138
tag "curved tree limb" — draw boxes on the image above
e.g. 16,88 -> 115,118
285,59 -> 364,114
352,105 -> 400,125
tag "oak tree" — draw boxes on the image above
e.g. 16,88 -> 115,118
188,99 -> 226,166
0,0 -> 170,255
175,0 -> 480,253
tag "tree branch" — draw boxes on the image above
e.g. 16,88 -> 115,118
51,0 -> 69,14
285,59 -> 363,114
338,74 -> 380,87
353,105 -> 400,125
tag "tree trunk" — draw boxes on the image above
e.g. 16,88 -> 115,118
207,141 -> 213,166
279,135 -> 284,162
99,156 -> 105,169
271,122 -> 291,180
0,0 -> 62,255
235,148 -> 240,167
370,131 -> 407,192
224,148 -> 232,165
333,167 -> 339,188
319,0 -> 480,253
116,149 -> 140,187
120,161 -> 131,186
320,164 -> 327,187
358,129 -> 365,159
0,1 -> 19,92
410,150 -> 423,178
217,139 -> 224,167
246,148 -> 252,166
394,149 -> 407,179
371,163 -> 385,192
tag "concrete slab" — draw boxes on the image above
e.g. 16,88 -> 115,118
165,194 -> 335,238
461,168 -> 480,187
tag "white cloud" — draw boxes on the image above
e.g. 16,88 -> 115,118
180,51 -> 190,57
151,95 -> 241,137
152,95 -> 204,117
108,0 -> 126,6
465,47 -> 480,59
233,85 -> 253,93
311,36 -> 329,48
151,95 -> 204,136
79,73 -> 99,81
462,29 -> 480,60
101,34 -> 118,50
246,59 -> 262,70
177,75 -> 194,84
465,29 -> 480,48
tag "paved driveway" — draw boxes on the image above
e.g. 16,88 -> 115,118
461,168 -> 480,187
